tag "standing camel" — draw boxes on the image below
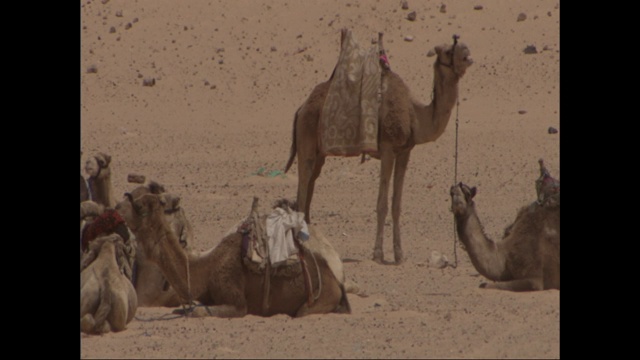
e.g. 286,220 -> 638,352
284,34 -> 473,264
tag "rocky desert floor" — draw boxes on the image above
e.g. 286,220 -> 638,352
80,0 -> 560,358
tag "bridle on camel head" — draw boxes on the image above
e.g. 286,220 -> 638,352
437,34 -> 460,73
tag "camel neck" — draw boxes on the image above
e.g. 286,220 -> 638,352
455,206 -> 506,281
412,63 -> 459,144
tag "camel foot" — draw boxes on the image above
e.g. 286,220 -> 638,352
394,250 -> 404,265
372,249 -> 384,264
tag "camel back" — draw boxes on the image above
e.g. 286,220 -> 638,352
319,29 -> 383,156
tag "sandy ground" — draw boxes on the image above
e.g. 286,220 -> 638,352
80,0 -> 560,358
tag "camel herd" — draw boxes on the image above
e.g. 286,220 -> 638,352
80,30 -> 559,335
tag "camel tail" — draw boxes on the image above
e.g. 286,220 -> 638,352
284,108 -> 300,173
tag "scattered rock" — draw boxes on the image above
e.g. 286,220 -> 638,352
517,13 -> 526,22
133,17 -> 139,23
101,0 -> 109,4
401,1 -> 409,10
109,26 -> 116,34
87,65 -> 98,74
270,46 -> 277,52
548,127 -> 558,134
439,4 -> 446,13
142,78 -> 156,87
125,23 -> 132,30
404,35 -> 414,42
426,49 -> 436,57
115,10 -> 123,17
429,251 -> 449,269
218,59 -> 224,64
474,5 -> 484,10
518,110 -> 527,115
406,11 -> 417,21
523,45 -> 538,54
127,173 -> 146,184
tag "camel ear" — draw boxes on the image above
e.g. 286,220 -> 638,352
148,180 -> 166,194
470,187 -> 477,199
434,45 -> 444,56
170,195 -> 181,210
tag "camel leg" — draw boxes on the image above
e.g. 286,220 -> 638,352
305,156 -> 326,224
391,149 -> 411,264
480,278 -> 544,292
373,148 -> 395,263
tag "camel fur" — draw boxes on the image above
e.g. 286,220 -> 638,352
85,152 -> 115,208
450,182 -> 560,291
80,234 -> 138,334
116,180 -> 195,307
284,30 -> 473,264
122,193 -> 351,318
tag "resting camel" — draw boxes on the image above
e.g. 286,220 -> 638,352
449,182 -> 560,291
84,152 -> 115,208
80,234 -> 138,334
284,33 -> 473,264
122,192 -> 350,318
115,180 -> 195,307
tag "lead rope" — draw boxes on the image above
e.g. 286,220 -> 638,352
450,34 -> 460,269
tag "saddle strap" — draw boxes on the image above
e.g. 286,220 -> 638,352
295,240 -> 314,307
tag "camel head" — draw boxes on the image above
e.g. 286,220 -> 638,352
450,182 -> 477,216
434,38 -> 473,78
85,152 -> 112,179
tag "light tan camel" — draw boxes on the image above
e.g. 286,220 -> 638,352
85,152 -> 115,208
122,192 -> 350,318
80,234 -> 138,334
81,151 -> 90,202
449,182 -> 560,291
284,35 -> 473,264
115,180 -> 195,307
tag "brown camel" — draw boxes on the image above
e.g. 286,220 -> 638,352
85,152 -> 115,208
449,182 -> 560,291
284,34 -> 473,264
80,234 -> 138,334
121,192 -> 350,318
115,180 -> 195,307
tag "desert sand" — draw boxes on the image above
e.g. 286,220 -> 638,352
80,0 -> 560,358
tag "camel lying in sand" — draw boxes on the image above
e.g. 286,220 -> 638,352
449,181 -> 560,291
81,234 -> 138,334
121,192 -> 351,318
116,180 -> 196,307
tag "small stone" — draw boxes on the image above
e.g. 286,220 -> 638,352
86,65 -> 98,74
404,35 -> 414,42
115,10 -> 123,17
401,1 -> 409,10
125,23 -> 132,30
270,46 -> 277,52
517,13 -> 526,22
142,78 -> 156,87
127,174 -> 146,184
439,4 -> 447,13
474,5 -> 483,10
518,110 -> 527,115
426,49 -> 436,57
218,59 -> 224,64
548,127 -> 558,134
109,26 -> 116,33
429,251 -> 448,269
406,11 -> 417,21
523,45 -> 538,54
